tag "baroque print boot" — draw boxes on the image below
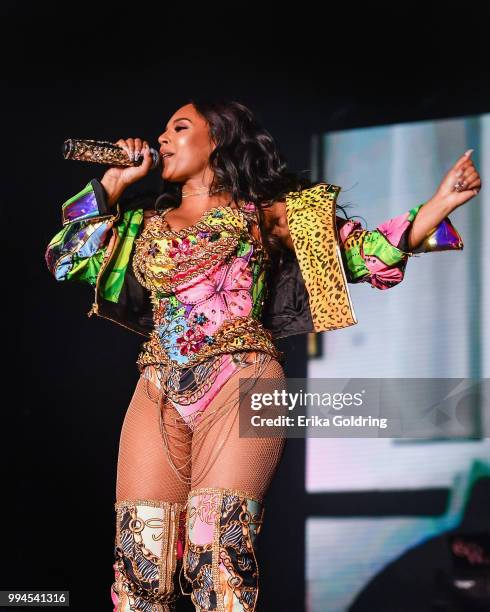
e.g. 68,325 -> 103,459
180,487 -> 265,612
111,499 -> 187,612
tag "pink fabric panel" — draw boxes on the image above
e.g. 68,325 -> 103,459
188,491 -> 221,547
375,210 -> 411,251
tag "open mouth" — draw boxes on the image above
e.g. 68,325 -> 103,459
161,153 -> 174,160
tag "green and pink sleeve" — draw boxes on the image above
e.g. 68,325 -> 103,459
336,203 -> 464,289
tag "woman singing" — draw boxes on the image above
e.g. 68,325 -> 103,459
45,99 -> 481,611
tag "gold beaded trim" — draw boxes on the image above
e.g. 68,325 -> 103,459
132,205 -> 267,294
187,486 -> 264,505
156,205 -> 249,238
143,355 -> 224,405
133,230 -> 241,294
136,316 -> 283,372
114,499 -> 187,510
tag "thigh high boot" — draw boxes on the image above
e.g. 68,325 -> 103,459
111,499 -> 187,612
180,487 -> 265,612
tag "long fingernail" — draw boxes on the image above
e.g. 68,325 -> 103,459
465,148 -> 474,157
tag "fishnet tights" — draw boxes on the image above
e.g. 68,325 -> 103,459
115,354 -> 287,504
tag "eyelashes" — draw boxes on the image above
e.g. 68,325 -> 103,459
161,125 -> 187,138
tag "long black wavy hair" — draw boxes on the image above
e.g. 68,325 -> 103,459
131,98 -> 352,262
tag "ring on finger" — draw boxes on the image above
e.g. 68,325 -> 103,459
453,180 -> 466,192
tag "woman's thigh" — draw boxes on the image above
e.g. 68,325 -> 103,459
190,353 -> 287,500
115,374 -> 191,504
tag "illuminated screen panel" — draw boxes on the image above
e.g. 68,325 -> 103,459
304,114 -> 490,612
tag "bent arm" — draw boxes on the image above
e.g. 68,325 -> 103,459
45,179 -> 121,284
45,179 -> 144,293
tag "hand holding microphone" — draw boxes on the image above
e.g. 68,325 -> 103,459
101,137 -> 157,185
63,138 -> 160,169
63,137 -> 159,208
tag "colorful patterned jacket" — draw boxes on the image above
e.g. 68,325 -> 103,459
44,179 -> 464,339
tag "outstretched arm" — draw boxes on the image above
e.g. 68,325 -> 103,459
337,149 -> 480,289
406,149 -> 480,250
262,150 -> 480,290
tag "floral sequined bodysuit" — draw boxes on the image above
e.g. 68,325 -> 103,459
131,201 -> 283,439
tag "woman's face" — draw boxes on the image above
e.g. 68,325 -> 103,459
157,103 -> 215,183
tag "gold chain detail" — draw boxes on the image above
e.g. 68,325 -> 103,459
132,206 -> 267,293
136,316 -> 283,373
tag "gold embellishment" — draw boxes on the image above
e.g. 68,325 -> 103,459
212,495 -> 222,604
132,204 -> 266,294
145,352 -> 279,487
114,500 -> 186,603
182,495 -> 192,598
133,230 -> 241,294
185,542 -> 214,554
115,499 -> 187,510
183,489 -> 224,608
136,316 -> 283,373
157,205 -> 249,238
184,487 -> 264,611
143,357 -> 223,405
115,505 -> 122,556
161,504 -> 170,594
133,201 -> 277,375
64,139 -> 132,167
187,486 -> 264,505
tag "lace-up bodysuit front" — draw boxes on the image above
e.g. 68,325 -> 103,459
131,201 -> 283,459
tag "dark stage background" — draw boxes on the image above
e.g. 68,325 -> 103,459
4,3 -> 489,611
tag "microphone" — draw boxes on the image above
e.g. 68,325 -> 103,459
62,138 -> 160,170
